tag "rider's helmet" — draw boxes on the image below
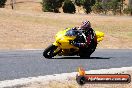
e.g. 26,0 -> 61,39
80,20 -> 91,30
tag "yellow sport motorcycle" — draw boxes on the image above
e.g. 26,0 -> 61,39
43,28 -> 104,58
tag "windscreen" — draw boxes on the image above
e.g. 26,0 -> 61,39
65,29 -> 80,36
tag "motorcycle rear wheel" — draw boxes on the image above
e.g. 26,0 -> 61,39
79,42 -> 97,58
43,44 -> 58,58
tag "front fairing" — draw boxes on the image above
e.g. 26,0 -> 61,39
53,28 -> 78,49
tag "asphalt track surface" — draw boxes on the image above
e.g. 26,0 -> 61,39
0,49 -> 132,81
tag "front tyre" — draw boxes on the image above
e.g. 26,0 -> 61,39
43,44 -> 58,58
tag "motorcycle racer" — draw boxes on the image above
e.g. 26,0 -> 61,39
71,20 -> 97,48
43,20 -> 104,58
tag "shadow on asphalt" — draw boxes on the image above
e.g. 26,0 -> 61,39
52,56 -> 111,59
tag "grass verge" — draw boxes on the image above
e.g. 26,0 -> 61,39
0,8 -> 132,49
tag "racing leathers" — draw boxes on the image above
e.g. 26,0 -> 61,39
71,28 -> 97,49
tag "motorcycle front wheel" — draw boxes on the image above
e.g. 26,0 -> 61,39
43,44 -> 59,59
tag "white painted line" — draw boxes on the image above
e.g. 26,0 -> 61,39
0,66 -> 132,88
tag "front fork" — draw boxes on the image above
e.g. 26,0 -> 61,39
53,42 -> 62,55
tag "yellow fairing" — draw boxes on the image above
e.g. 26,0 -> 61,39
53,28 -> 104,49
95,31 -> 104,42
53,28 -> 78,49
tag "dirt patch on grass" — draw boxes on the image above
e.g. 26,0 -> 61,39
0,8 -> 132,50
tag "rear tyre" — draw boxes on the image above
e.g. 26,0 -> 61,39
43,44 -> 58,59
88,42 -> 97,56
79,41 -> 97,58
